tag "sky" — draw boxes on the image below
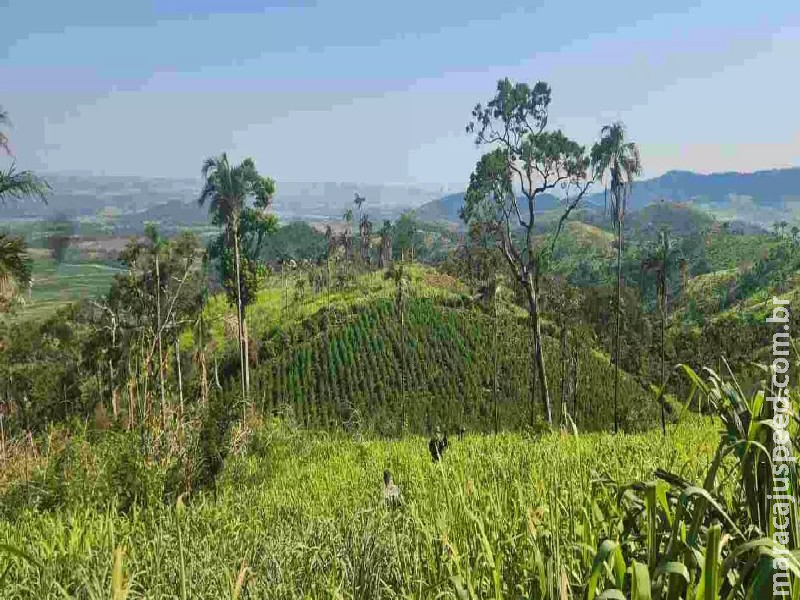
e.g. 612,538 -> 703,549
1,0 -> 799,188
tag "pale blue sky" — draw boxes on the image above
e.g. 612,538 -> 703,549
1,0 -> 798,186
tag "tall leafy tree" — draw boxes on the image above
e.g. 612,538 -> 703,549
198,153 -> 275,401
353,193 -> 366,223
394,212 -> 419,261
462,78 -> 595,426
342,208 -> 354,261
112,231 -> 202,425
590,122 -> 642,433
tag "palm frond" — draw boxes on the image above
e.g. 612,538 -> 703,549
201,154 -> 225,179
198,179 -> 217,208
0,233 -> 32,289
0,163 -> 50,204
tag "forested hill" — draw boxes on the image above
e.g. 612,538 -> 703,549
414,166 -> 800,226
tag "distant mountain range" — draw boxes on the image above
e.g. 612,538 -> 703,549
414,167 -> 800,226
586,167 -> 800,211
1,167 -> 798,232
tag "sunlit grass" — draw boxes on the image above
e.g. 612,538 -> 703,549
0,417 -> 718,599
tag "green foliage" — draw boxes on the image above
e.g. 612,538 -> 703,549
393,211 -> 421,259
587,364 -> 799,599
0,162 -> 50,205
253,295 -> 657,434
257,221 -> 328,263
0,426 -> 164,520
0,234 -> 31,307
0,416 -> 719,598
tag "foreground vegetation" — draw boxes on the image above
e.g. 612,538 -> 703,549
1,414 -> 718,598
2,358 -> 797,599
2,78 -> 799,599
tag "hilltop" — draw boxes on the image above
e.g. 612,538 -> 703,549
414,166 -> 800,228
197,264 -> 656,434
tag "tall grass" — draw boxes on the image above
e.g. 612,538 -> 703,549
0,360 -> 795,598
0,418 -> 716,598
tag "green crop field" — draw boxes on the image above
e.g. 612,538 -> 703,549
2,256 -> 122,321
252,296 -> 654,434
0,416 -> 720,599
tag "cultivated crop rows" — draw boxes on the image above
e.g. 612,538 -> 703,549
253,298 -> 657,434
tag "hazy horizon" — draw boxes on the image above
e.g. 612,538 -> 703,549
2,0 -> 799,185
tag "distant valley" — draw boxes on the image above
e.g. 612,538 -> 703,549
1,167 -> 799,233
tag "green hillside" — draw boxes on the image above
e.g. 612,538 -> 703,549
249,293 -> 657,435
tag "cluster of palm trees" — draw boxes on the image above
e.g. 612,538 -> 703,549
0,106 -> 50,307
773,220 -> 800,244
197,153 -> 275,405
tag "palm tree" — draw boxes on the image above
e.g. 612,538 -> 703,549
359,213 -> 372,263
343,208 -> 354,261
198,153 -> 274,401
791,225 -> 799,246
353,193 -> 366,223
591,122 -> 641,434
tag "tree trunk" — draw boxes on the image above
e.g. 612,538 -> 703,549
525,273 -> 552,426
660,281 -> 666,436
109,359 -> 119,419
140,336 -> 150,423
155,252 -> 166,428
214,354 -> 222,390
400,298 -> 406,432
174,337 -> 184,425
573,348 -> 580,425
232,224 -> 247,403
199,350 -> 209,408
243,318 -> 251,416
560,326 -> 568,428
493,295 -> 499,435
127,374 -> 137,430
529,328 -> 537,428
613,218 -> 623,434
